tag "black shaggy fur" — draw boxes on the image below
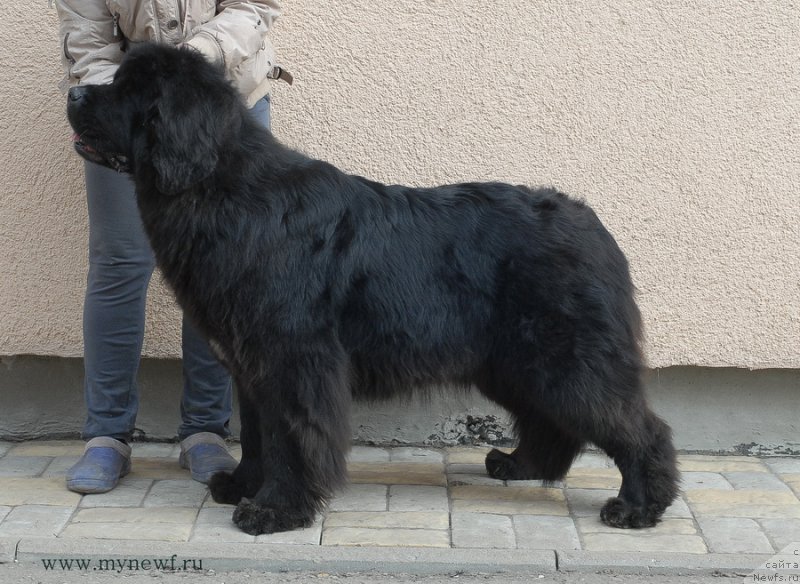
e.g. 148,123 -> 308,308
67,44 -> 679,534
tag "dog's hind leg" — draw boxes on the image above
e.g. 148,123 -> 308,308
542,355 -> 679,527
594,404 -> 680,528
208,382 -> 264,505
538,370 -> 678,528
484,409 -> 583,482
481,338 -> 678,527
230,345 -> 352,535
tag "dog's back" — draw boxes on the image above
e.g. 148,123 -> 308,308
310,176 -> 641,404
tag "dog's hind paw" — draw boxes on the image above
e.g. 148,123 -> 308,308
485,448 -> 537,480
232,498 -> 314,535
600,497 -> 659,529
208,471 -> 245,505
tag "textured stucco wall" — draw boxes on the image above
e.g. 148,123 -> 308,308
2,1 -> 798,368
2,356 -> 799,454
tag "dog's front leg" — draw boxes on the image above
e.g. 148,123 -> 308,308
230,347 -> 352,535
208,381 -> 264,505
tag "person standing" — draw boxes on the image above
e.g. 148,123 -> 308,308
53,0 -> 290,494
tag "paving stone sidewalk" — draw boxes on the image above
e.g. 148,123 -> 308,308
0,441 -> 799,573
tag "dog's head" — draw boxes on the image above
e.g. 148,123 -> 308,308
67,43 -> 243,194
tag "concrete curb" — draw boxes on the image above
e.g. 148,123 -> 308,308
14,538 -> 556,575
0,538 -> 18,564
3,537 -> 772,576
556,550 -> 773,576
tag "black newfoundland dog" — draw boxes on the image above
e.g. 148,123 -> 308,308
67,44 -> 679,535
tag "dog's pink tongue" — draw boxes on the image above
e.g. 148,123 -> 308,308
72,132 -> 96,153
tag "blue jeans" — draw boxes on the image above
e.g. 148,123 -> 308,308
81,96 -> 271,442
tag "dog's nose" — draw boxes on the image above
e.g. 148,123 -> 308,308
68,85 -> 89,102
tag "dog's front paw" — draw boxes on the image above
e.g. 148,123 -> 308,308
208,471 -> 244,505
600,497 -> 658,529
232,498 -> 315,535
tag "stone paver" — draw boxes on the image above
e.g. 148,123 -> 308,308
390,447 -> 444,464
784,474 -> 800,495
388,485 -> 449,512
514,515 -> 581,550
127,458 -> 191,480
723,471 -> 793,491
564,468 -> 622,490
678,455 -> 769,473
0,456 -> 51,477
191,507 -> 252,542
0,441 -> 797,569
0,505 -> 74,536
143,479 -> 208,507
687,489 -> 800,518
663,496 -> 694,519
78,479 -> 153,508
451,512 -> 515,548
580,533 -> 708,554
571,452 -> 615,469
446,463 -> 487,475
446,447 -> 494,465
328,483 -> 388,512
60,507 -> 197,541
696,517 -> 774,553
565,488 -> 694,520
577,516 -> 698,536
60,522 -> 193,542
348,462 -> 446,486
0,477 -> 82,506
8,441 -> 84,457
41,455 -> 81,478
130,443 -> 179,458
69,506 -> 198,524
190,507 -> 254,543
447,472 -> 504,487
447,462 -> 504,486
451,485 -> 568,516
680,471 -> 733,490
577,517 -> 707,553
765,458 -> 800,475
512,479 -> 566,489
256,519 -> 324,545
759,518 -> 800,550
565,488 -> 617,517
347,446 -> 390,463
325,511 -> 448,530
322,527 -> 450,547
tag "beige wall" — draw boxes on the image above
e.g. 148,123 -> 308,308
1,1 -> 798,369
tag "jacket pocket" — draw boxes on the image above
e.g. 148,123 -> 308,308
59,9 -> 92,64
58,7 -> 118,90
105,0 -> 136,40
62,32 -> 75,65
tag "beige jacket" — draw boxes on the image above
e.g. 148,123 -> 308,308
54,0 -> 283,107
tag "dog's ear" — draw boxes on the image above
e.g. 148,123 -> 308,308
145,97 -> 219,195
